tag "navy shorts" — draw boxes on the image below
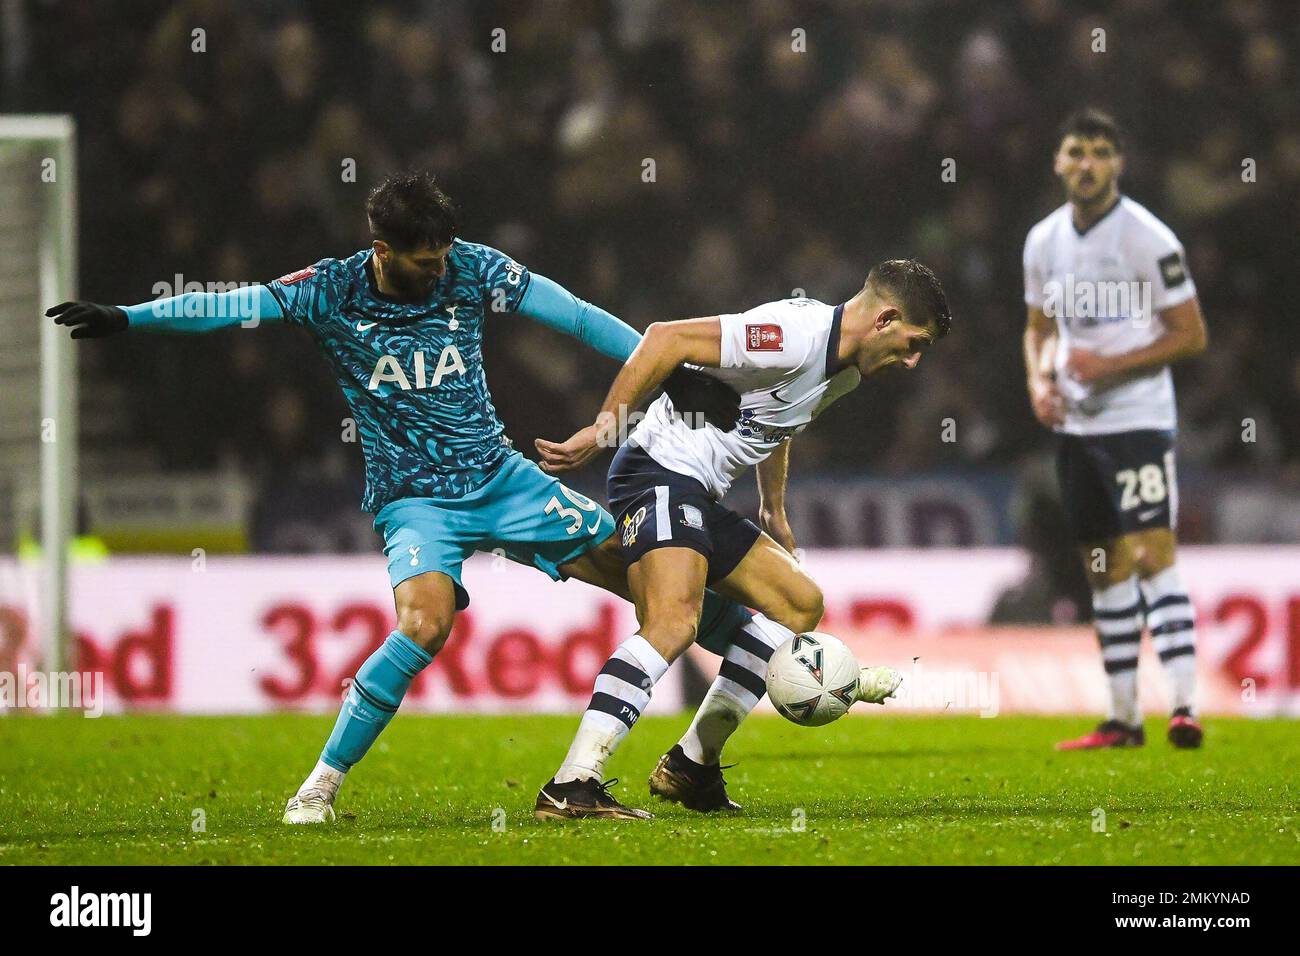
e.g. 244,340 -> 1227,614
607,444 -> 761,585
1056,429 -> 1177,545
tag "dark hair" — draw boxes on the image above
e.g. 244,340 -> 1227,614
365,170 -> 459,251
866,259 -> 952,339
1058,108 -> 1123,152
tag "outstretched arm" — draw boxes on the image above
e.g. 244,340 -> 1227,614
519,274 -> 741,431
48,285 -> 285,337
516,273 -> 640,361
534,317 -> 723,472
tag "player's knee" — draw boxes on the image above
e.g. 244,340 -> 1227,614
788,585 -> 825,634
773,581 -> 824,634
1080,544 -> 1132,587
396,604 -> 455,654
640,605 -> 700,658
1133,538 -> 1176,578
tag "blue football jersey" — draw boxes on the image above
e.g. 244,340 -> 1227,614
265,240 -> 531,512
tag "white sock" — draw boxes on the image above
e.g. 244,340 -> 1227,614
299,760 -> 345,800
1139,565 -> 1198,715
555,635 -> 670,783
1092,577 -> 1143,727
679,614 -> 791,765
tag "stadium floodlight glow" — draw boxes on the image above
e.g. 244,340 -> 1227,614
0,114 -> 78,675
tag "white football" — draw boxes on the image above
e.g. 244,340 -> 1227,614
766,632 -> 860,726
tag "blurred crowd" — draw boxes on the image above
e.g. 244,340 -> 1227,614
9,0 -> 1300,507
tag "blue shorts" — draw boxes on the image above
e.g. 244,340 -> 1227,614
374,452 -> 616,609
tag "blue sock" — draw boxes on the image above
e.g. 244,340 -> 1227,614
320,630 -> 433,772
696,590 -> 755,655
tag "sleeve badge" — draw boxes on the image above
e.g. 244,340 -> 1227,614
746,323 -> 784,351
1157,252 -> 1187,289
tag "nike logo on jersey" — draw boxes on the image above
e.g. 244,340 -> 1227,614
357,321 -> 378,331
1137,507 -> 1163,522
769,383 -> 797,404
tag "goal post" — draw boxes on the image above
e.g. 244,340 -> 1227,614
0,114 -> 78,676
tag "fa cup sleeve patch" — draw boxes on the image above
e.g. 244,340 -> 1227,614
277,266 -> 317,285
1157,252 -> 1187,289
746,323 -> 784,351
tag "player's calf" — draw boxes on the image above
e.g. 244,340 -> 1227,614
1082,572 -> 1144,731
715,533 -> 825,635
539,549 -> 706,819
281,628 -> 436,824
281,574 -> 454,824
670,613 -> 789,792
1138,560 -> 1200,726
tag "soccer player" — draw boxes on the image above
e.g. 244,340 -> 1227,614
1022,110 -> 1208,750
532,259 -> 950,819
47,170 -> 786,823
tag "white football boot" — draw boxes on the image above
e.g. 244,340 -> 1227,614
855,666 -> 903,705
283,788 -> 337,824
282,761 -> 344,824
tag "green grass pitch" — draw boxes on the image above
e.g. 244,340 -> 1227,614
1,712 -> 1295,865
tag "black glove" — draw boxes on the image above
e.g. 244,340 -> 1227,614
46,301 -> 129,338
661,366 -> 742,430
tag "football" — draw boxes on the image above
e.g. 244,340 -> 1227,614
766,632 -> 861,726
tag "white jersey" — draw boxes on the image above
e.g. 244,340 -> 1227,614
1023,195 -> 1196,435
629,298 -> 861,500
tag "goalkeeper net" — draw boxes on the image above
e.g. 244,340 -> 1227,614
0,116 -> 77,679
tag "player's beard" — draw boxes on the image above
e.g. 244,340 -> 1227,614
381,259 -> 438,301
1070,170 -> 1114,208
